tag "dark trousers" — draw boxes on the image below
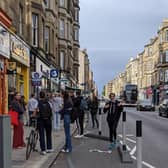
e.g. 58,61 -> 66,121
91,112 -> 99,128
108,122 -> 117,143
37,118 -> 52,151
78,113 -> 84,135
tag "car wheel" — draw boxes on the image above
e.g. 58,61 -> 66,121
159,112 -> 162,116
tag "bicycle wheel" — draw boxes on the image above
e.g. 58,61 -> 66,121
33,131 -> 38,151
26,130 -> 34,160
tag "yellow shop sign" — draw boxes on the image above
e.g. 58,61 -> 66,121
10,34 -> 30,67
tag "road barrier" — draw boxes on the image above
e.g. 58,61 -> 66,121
136,120 -> 142,168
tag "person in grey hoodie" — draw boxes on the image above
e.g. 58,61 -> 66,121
52,92 -> 63,130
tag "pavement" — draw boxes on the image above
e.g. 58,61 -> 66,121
11,113 -> 132,168
12,122 -> 77,168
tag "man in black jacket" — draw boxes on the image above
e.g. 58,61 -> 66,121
104,93 -> 123,150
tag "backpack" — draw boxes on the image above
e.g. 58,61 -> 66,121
38,100 -> 52,119
80,98 -> 88,111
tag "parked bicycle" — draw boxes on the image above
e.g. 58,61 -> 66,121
26,117 -> 39,160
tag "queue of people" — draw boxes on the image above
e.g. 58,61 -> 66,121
8,89 -> 123,155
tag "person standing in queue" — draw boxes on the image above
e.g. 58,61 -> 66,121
61,91 -> 73,153
103,93 -> 123,150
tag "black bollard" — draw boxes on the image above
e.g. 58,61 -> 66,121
136,120 -> 142,168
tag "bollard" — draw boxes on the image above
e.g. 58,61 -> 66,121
122,111 -> 126,151
0,115 -> 11,168
98,108 -> 102,135
118,110 -> 132,163
136,120 -> 142,168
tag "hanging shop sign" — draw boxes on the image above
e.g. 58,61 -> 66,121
0,24 -> 10,59
50,69 -> 59,78
10,34 -> 30,67
32,72 -> 42,86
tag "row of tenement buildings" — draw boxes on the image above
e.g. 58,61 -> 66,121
105,19 -> 168,105
0,0 -> 96,114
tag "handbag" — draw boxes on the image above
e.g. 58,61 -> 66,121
9,109 -> 19,126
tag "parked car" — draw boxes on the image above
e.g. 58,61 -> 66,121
159,99 -> 168,118
137,99 -> 155,111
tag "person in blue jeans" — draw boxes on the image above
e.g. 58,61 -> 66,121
61,91 -> 73,153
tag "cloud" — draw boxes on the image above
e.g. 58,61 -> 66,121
80,0 -> 168,93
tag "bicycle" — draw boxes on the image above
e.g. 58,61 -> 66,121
26,117 -> 39,160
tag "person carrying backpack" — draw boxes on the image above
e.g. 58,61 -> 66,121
36,91 -> 53,155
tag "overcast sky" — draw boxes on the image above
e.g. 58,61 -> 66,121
79,0 -> 168,93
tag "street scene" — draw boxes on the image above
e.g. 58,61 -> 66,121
1,0 -> 168,168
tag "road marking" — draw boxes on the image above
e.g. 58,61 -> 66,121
131,156 -> 156,168
130,146 -> 136,155
118,134 -> 134,137
89,149 -> 112,154
118,135 -> 136,144
120,140 -> 156,168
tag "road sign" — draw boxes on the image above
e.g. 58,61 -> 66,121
50,69 -> 58,78
32,72 -> 42,86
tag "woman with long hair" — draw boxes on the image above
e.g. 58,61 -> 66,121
61,91 -> 73,153
11,92 -> 26,149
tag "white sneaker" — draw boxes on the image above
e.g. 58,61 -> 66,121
46,149 -> 54,153
61,149 -> 71,153
74,134 -> 81,138
40,151 -> 47,155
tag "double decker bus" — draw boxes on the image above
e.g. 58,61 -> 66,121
122,84 -> 138,104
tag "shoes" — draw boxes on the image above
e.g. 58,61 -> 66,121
40,151 -> 47,155
46,149 -> 54,153
61,149 -> 71,153
74,134 -> 84,138
108,143 -> 116,150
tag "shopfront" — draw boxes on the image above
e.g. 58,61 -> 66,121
8,34 -> 30,101
0,24 -> 10,114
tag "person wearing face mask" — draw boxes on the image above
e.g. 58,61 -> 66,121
103,93 -> 123,150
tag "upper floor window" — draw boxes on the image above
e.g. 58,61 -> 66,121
160,50 -> 168,63
42,19 -> 45,48
32,13 -> 38,46
45,26 -> 50,53
67,22 -> 70,40
148,47 -> 152,56
74,29 -> 79,41
59,0 -> 65,7
45,0 -> 49,8
166,30 -> 168,42
19,5 -> 23,35
75,9 -> 79,22
60,51 -> 65,69
59,19 -> 65,38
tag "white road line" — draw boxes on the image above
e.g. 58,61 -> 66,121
131,156 -> 156,168
126,137 -> 136,144
118,134 -> 134,137
118,135 -> 136,144
130,146 -> 136,155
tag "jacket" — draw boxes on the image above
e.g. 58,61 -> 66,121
103,100 -> 123,127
